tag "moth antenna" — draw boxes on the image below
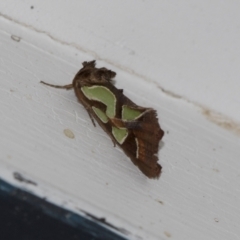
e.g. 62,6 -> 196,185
40,81 -> 73,90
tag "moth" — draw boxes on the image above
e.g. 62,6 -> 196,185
41,61 -> 164,179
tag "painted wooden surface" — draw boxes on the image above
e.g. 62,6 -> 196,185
0,2 -> 240,240
1,0 -> 240,123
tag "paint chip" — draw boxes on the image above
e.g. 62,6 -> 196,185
63,129 -> 75,139
13,172 -> 37,186
11,35 -> 21,42
164,231 -> 171,238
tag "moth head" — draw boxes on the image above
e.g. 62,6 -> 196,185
75,60 -> 116,84
95,68 -> 116,82
82,60 -> 96,68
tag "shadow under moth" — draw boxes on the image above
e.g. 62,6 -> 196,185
41,61 -> 164,179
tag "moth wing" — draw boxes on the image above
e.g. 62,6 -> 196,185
134,158 -> 162,179
133,109 -> 164,164
115,109 -> 164,178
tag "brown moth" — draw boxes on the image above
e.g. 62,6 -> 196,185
41,60 -> 164,179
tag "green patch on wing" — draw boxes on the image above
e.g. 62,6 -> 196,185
122,105 -> 143,120
112,127 -> 128,144
92,107 -> 108,123
82,86 -> 116,118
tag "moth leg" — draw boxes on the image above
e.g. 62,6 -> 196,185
85,107 -> 116,146
86,109 -> 96,127
110,138 -> 116,147
85,106 -> 116,146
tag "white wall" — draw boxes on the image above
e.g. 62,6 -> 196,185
0,1 -> 240,240
1,1 -> 240,122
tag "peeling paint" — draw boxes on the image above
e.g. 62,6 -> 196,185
202,109 -> 240,136
13,172 -> 37,186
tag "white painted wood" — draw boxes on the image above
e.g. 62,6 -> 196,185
0,2 -> 240,240
1,0 -> 240,123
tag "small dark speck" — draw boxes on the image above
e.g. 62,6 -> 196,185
11,35 -> 21,42
157,200 -> 164,205
31,6 -> 34,9
214,218 -> 219,222
129,50 -> 135,55
13,172 -> 37,186
166,130 -> 169,134
81,210 -> 129,235
98,217 -> 106,222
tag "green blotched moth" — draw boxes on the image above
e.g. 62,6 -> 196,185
41,60 -> 164,179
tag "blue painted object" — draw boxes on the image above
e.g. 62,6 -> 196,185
0,178 -> 128,240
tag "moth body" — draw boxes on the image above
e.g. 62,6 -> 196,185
41,60 -> 164,179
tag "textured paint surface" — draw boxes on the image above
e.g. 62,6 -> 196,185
1,0 -> 240,122
1,6 -> 240,240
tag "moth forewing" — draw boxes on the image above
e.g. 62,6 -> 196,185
41,60 -> 164,179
